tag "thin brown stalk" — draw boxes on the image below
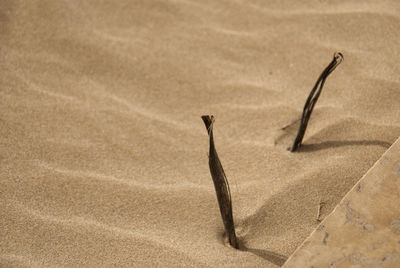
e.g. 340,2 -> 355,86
201,115 -> 238,249
290,52 -> 344,152
316,200 -> 325,222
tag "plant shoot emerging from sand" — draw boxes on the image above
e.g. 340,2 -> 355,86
290,52 -> 344,152
202,115 -> 239,249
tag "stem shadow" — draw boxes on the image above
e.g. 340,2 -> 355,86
241,245 -> 287,266
299,140 -> 392,152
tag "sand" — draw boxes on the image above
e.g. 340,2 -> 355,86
1,0 -> 400,267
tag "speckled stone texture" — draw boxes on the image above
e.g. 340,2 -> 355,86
284,137 -> 400,267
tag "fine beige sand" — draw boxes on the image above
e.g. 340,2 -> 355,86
1,1 -> 400,267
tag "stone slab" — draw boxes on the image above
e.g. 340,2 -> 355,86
284,137 -> 400,267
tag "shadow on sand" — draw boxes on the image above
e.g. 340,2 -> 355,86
241,245 -> 287,266
236,162 -> 369,266
299,139 -> 392,152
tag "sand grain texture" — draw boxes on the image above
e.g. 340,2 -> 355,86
1,0 -> 400,267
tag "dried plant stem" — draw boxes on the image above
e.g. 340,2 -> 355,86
316,200 -> 325,222
201,115 -> 239,249
290,52 -> 344,152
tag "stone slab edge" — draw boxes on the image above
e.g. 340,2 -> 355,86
284,136 -> 400,267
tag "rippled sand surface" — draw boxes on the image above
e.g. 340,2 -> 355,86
1,1 -> 400,267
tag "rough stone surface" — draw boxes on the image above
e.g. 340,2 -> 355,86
284,137 -> 400,268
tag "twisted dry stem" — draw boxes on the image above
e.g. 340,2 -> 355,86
201,115 -> 239,249
290,52 -> 344,152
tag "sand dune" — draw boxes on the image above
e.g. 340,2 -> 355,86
1,0 -> 400,267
